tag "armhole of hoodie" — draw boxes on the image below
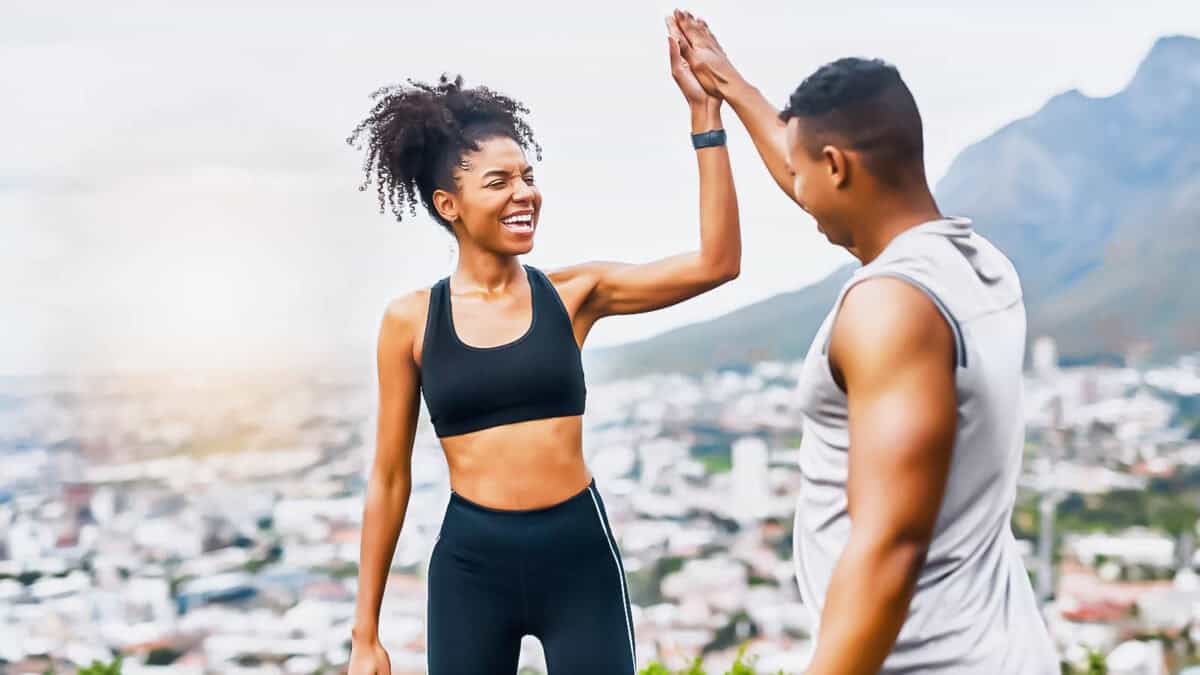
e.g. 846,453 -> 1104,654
821,271 -> 966,369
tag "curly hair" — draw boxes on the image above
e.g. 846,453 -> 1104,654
346,74 -> 542,231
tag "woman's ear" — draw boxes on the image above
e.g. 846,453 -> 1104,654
822,145 -> 849,189
432,188 -> 458,224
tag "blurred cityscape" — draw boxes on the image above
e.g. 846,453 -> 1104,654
4,340 -> 1200,674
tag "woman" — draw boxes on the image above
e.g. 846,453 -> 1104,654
346,31 -> 737,675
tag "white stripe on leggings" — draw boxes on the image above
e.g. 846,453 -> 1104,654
587,486 -> 636,671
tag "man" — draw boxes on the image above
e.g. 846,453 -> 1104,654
666,11 -> 1059,674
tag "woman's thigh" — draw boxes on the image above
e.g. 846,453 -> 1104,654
426,534 -> 525,673
531,485 -> 637,674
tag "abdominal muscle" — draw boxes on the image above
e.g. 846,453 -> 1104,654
439,415 -> 591,510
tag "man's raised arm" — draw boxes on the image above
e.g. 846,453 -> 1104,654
668,10 -> 797,203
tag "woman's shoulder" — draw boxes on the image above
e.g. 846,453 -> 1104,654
540,260 -> 625,288
380,287 -> 435,342
537,261 -> 618,308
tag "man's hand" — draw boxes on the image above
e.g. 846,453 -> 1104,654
667,9 -> 798,203
669,9 -> 740,98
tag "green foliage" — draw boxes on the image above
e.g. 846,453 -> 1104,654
638,657 -> 716,675
626,555 -> 687,606
1061,649 -> 1108,675
1013,464 -> 1200,580
638,644 -> 786,675
729,645 -> 780,675
1053,488 -> 1200,538
78,657 -> 122,675
146,647 -> 181,666
707,613 -> 759,655
1012,493 -> 1040,539
169,574 -> 193,597
329,561 -> 359,579
700,454 -> 733,474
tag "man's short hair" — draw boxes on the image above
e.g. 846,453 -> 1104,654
780,57 -> 925,187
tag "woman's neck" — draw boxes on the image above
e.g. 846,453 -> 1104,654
452,242 -> 524,293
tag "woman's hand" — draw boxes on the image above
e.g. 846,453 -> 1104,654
670,10 -> 739,100
666,16 -> 718,110
348,637 -> 392,675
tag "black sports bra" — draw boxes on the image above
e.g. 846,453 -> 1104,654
419,265 -> 587,438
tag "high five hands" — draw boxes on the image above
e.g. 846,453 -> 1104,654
666,9 -> 740,101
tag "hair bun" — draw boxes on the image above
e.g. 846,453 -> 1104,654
348,75 -> 541,230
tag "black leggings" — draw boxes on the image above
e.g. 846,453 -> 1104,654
426,479 -> 636,674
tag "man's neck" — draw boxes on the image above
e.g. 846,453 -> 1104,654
848,189 -> 943,265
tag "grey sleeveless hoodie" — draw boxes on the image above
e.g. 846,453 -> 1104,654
792,217 -> 1059,673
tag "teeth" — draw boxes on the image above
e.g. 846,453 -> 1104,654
502,213 -> 533,224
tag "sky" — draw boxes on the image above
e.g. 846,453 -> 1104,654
4,1 -> 1200,376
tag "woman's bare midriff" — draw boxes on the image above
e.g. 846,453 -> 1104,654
439,415 -> 591,510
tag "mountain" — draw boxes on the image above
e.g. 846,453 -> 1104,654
588,35 -> 1200,381
586,265 -> 855,378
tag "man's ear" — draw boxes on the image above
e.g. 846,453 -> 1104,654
822,145 -> 849,189
432,188 -> 458,224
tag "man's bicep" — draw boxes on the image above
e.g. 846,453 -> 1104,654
833,278 -> 958,539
